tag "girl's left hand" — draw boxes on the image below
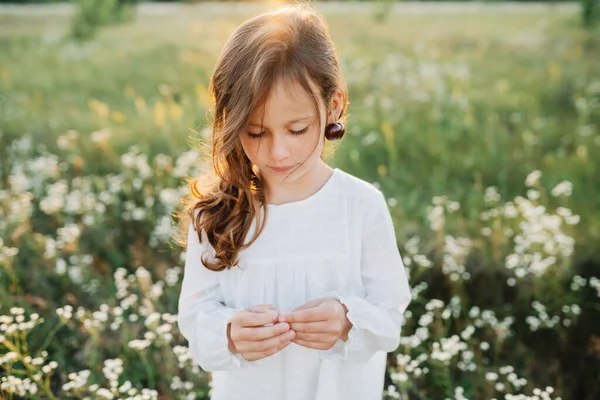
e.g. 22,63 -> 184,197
277,298 -> 352,350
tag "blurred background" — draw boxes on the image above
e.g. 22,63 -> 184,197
0,0 -> 599,399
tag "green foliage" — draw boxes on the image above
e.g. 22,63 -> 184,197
581,0 -> 600,27
70,0 -> 138,40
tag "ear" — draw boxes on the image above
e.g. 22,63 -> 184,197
330,89 -> 344,121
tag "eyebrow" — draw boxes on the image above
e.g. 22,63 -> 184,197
248,115 -> 314,127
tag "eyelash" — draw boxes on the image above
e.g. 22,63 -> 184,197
247,127 -> 308,139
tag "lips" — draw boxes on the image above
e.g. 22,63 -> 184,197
268,165 -> 294,173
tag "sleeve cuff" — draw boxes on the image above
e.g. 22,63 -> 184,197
319,291 -> 362,360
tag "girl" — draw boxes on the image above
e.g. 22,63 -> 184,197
177,4 -> 412,399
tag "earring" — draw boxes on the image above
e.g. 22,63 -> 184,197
325,122 -> 345,141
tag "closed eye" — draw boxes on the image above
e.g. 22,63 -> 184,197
247,127 -> 308,139
290,127 -> 308,135
247,131 -> 265,139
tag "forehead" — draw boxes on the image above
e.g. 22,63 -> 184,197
249,78 -> 320,123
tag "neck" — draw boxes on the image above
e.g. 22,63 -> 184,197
262,160 -> 333,206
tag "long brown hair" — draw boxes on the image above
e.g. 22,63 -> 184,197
179,3 -> 348,271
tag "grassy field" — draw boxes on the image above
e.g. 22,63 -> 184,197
0,2 -> 599,399
1,2 -> 598,243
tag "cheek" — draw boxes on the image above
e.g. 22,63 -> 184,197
240,137 -> 259,160
299,129 -> 324,155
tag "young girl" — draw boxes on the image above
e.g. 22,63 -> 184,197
177,4 -> 411,399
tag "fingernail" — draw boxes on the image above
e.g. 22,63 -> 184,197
286,330 -> 295,339
272,313 -> 279,322
279,314 -> 287,322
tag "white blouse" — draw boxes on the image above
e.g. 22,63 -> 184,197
177,168 -> 412,400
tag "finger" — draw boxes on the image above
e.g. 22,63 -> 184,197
294,331 -> 332,343
238,322 -> 290,341
237,309 -> 279,327
292,299 -> 322,312
247,304 -> 278,313
279,305 -> 327,323
290,321 -> 333,334
242,336 -> 294,361
292,338 -> 330,350
241,329 -> 296,354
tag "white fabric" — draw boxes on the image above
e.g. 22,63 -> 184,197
177,168 -> 412,400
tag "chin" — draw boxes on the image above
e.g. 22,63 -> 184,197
278,168 -> 306,183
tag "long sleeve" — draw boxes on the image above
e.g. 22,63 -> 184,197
320,190 -> 412,362
177,221 -> 258,371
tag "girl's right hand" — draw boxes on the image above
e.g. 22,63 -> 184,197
227,304 -> 296,362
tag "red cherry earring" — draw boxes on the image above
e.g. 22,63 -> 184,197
325,122 -> 345,141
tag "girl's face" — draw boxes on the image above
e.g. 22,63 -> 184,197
240,78 -> 340,187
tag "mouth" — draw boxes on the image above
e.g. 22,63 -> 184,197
268,165 -> 294,173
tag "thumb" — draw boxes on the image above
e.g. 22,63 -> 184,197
247,304 -> 279,314
246,304 -> 279,324
292,298 -> 323,312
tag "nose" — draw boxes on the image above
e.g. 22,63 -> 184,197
268,134 -> 291,162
